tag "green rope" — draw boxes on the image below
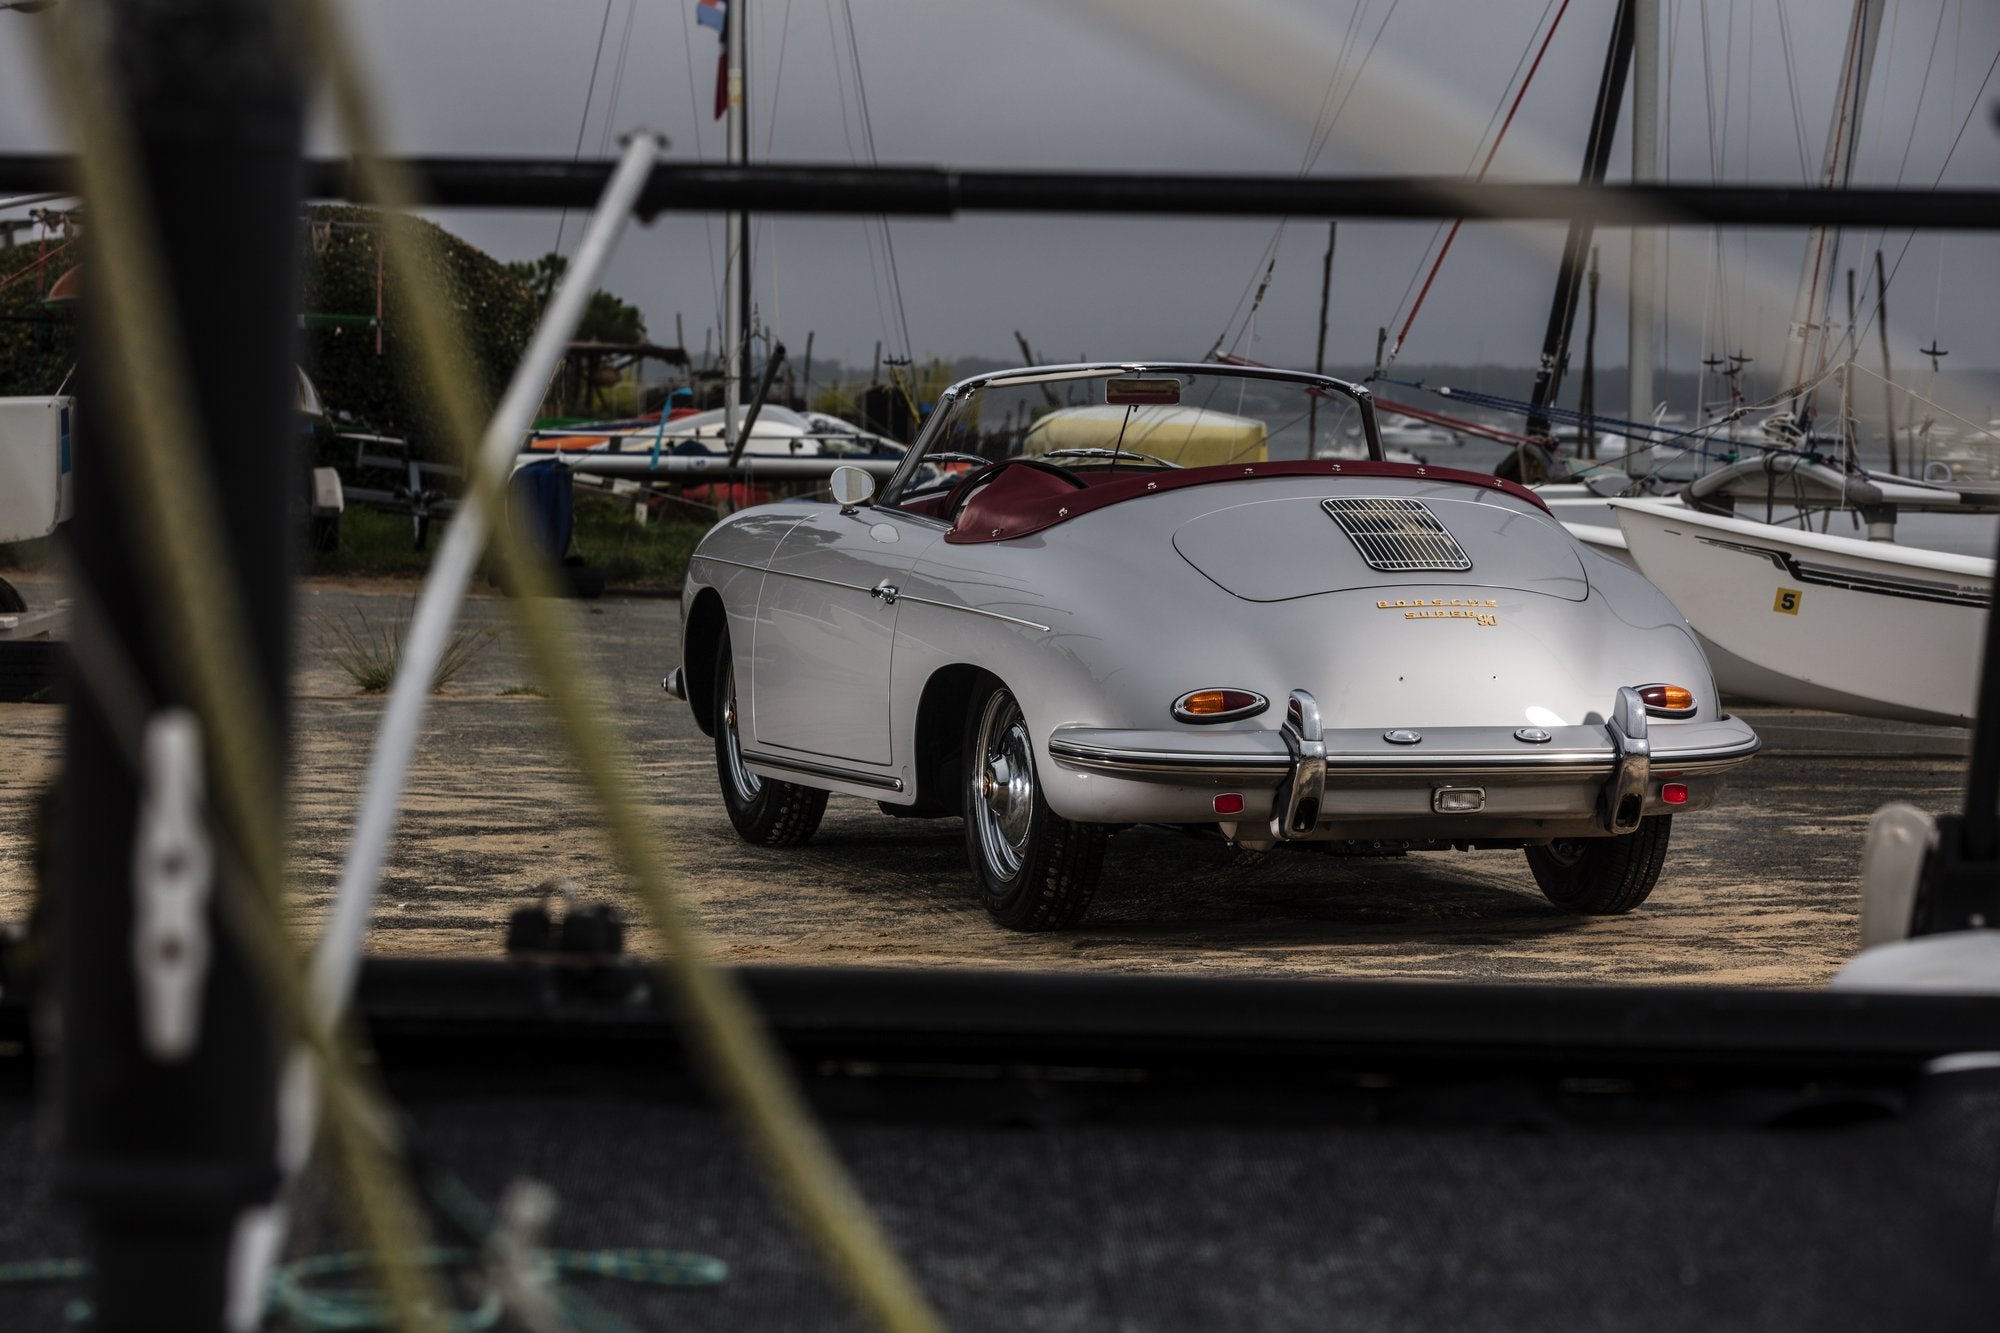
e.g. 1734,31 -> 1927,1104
0,1245 -> 725,1331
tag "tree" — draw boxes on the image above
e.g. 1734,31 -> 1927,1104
504,251 -> 647,344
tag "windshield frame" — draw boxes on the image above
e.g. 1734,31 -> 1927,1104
876,361 -> 1384,509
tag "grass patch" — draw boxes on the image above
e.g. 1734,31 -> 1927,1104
568,492 -> 707,589
315,603 -> 494,693
305,505 -> 439,579
0,537 -> 54,572
305,492 -> 710,589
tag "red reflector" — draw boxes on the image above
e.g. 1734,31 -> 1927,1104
1213,793 -> 1245,815
1661,782 -> 1689,805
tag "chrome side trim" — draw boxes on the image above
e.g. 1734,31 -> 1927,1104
691,552 -> 771,576
894,592 -> 1051,633
698,552 -> 1051,633
738,749 -> 905,792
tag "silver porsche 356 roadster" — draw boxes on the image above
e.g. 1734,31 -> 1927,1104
664,363 -> 1759,930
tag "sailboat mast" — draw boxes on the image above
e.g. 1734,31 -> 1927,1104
1627,0 -> 1657,426
723,0 -> 750,455
1778,0 -> 1884,422
1527,0 -> 1636,443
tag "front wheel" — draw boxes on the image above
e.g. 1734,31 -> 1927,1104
963,679 -> 1106,930
712,636 -> 827,846
1524,814 -> 1672,915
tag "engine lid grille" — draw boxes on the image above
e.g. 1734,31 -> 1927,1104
1320,497 -> 1473,572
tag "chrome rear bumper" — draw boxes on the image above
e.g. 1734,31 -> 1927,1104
1045,686 -> 1759,840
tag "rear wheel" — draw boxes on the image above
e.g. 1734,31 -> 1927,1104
963,679 -> 1106,930
1525,815 -> 1671,915
712,636 -> 827,846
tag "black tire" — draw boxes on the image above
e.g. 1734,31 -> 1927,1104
0,577 -> 24,614
1525,814 -> 1672,915
712,636 -> 827,846
962,678 -> 1106,931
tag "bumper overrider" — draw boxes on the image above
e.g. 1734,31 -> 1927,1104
1044,686 -> 1759,843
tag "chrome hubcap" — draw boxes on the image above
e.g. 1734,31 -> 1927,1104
721,681 -> 761,799
972,691 -> 1035,880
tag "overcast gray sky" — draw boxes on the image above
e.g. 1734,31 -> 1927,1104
3,0 -> 1997,413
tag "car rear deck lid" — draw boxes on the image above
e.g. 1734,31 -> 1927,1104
1173,495 -> 1587,602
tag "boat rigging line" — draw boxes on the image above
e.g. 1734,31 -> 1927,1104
1377,0 -> 1559,366
1203,0 -> 1403,362
1383,0 -> 1576,372
1830,35 -> 1998,378
552,0 -> 622,259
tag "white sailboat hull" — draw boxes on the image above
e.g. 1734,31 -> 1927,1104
1611,498 -> 1992,726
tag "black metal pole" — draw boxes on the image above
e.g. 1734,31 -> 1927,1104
1526,0 -> 1636,441
6,155 -> 1998,230
57,1 -> 301,1328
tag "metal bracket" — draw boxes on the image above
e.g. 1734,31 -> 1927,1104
1271,689 -> 1327,840
1602,686 -> 1651,834
130,709 -> 213,1063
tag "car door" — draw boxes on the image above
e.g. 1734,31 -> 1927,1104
749,504 -> 942,766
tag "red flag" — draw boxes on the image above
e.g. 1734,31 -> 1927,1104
698,0 -> 729,120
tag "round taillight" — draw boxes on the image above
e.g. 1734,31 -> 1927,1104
1638,683 -> 1697,717
1172,688 -> 1269,724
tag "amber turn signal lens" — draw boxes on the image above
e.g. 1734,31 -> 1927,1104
1638,683 -> 1696,716
1171,688 -> 1269,724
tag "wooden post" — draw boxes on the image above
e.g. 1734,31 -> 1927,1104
1873,250 -> 1899,475
1842,268 -> 1859,469
1580,247 -> 1599,460
1310,222 -> 1335,454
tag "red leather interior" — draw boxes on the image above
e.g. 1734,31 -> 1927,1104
934,458 -> 1547,544
949,463 -> 1087,541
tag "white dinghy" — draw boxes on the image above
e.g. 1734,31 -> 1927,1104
1612,496 -> 1991,725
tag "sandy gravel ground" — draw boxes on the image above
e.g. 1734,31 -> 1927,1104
0,570 -> 1972,987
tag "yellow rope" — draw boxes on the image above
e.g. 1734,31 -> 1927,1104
294,1 -> 942,1327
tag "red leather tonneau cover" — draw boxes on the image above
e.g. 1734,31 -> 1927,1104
943,458 -> 1548,544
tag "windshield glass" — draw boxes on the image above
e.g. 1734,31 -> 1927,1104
886,365 -> 1378,507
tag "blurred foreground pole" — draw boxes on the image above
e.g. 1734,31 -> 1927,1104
57,1 -> 301,1329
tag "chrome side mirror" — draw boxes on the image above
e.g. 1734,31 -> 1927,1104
830,465 -> 876,514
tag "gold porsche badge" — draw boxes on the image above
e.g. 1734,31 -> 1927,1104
1376,596 -> 1500,627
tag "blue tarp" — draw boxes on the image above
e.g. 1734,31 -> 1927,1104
508,461 -> 574,563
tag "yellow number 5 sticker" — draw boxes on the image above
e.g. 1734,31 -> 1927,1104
1773,588 -> 1802,615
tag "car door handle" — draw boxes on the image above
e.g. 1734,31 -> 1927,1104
870,580 -> 899,605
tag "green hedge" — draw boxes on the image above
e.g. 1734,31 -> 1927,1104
300,206 -> 538,457
0,237 -> 77,396
0,211 -> 540,457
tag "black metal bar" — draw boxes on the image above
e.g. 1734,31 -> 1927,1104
727,340 -> 787,469
1958,509 -> 2000,860
341,959 -> 2000,1076
6,154 -> 2000,229
1526,0 -> 1635,439
56,1 -> 297,1327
